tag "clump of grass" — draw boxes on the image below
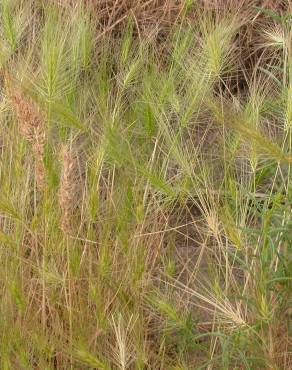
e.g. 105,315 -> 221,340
0,1 -> 291,369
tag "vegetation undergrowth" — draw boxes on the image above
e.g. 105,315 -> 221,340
0,0 -> 291,369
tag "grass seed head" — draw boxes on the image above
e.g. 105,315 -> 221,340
59,146 -> 80,234
9,86 -> 46,190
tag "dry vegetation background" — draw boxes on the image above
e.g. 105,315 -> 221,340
0,0 -> 292,369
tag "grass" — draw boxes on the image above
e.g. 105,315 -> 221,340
0,0 -> 291,369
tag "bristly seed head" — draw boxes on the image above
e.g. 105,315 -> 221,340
59,146 -> 79,234
10,88 -> 46,191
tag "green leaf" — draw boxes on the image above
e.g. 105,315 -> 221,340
0,199 -> 21,220
74,349 -> 111,370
